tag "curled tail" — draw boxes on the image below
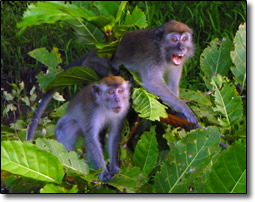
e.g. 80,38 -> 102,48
26,90 -> 55,140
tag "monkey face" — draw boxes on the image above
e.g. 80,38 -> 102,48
163,32 -> 194,66
92,76 -> 130,114
104,87 -> 128,113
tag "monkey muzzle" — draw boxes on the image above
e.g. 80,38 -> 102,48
171,54 -> 184,66
112,107 -> 122,113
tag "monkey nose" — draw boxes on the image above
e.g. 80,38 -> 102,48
179,46 -> 185,51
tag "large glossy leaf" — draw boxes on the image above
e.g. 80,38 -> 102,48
67,19 -> 105,49
17,1 -> 111,28
1,141 -> 64,184
17,1 -> 106,48
153,127 -> 220,193
36,139 -> 89,175
204,140 -> 246,193
211,78 -> 243,127
231,23 -> 246,91
93,1 -> 124,18
132,88 -> 168,121
133,126 -> 159,176
46,67 -> 100,90
200,38 -> 232,89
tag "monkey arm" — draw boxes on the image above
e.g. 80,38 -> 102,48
165,65 -> 183,97
142,73 -> 197,124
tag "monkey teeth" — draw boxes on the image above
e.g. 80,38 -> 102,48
172,54 -> 184,65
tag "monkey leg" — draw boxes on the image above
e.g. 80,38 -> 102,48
55,115 -> 80,151
83,129 -> 110,181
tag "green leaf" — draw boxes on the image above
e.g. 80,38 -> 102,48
29,48 -> 62,90
115,1 -> 128,23
113,25 -> 130,40
36,139 -> 89,175
17,2 -> 77,28
200,38 -> 232,89
46,67 -> 100,90
132,88 -> 168,121
191,105 -> 219,126
67,19 -> 105,49
36,71 -> 58,90
96,40 -> 120,58
211,79 -> 243,127
40,184 -> 78,193
18,1 -> 111,28
1,141 -> 64,184
124,6 -> 148,28
107,167 -> 144,193
231,23 -> 246,91
17,1 -> 106,48
153,127 -> 220,193
204,140 -> 246,193
180,88 -> 212,106
133,126 -> 159,176
1,124 -> 15,135
28,47 -> 62,71
94,1 -> 123,18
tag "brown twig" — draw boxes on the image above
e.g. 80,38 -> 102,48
121,118 -> 141,146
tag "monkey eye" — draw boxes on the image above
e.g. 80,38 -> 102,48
182,37 -> 188,42
171,37 -> 178,43
117,88 -> 124,94
108,90 -> 114,95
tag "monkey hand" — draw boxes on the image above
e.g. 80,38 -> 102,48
182,108 -> 198,124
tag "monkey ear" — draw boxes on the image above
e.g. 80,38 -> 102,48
92,84 -> 101,95
154,27 -> 164,41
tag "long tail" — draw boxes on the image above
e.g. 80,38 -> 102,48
26,90 -> 55,140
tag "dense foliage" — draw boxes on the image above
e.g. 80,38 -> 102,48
1,1 -> 246,193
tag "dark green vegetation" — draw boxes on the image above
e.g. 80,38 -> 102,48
1,1 -> 246,193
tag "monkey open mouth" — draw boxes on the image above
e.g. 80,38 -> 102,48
172,54 -> 184,65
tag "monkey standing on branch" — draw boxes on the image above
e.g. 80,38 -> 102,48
55,76 -> 130,181
112,20 -> 197,124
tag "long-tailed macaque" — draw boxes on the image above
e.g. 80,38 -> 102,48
55,76 -> 130,181
26,50 -> 110,140
27,20 -> 197,141
112,20 -> 197,124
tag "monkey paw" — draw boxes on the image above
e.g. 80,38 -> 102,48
109,166 -> 120,175
99,166 -> 120,181
99,171 -> 114,182
185,112 -> 198,124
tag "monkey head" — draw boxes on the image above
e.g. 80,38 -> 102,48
92,76 -> 130,114
154,20 -> 195,66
